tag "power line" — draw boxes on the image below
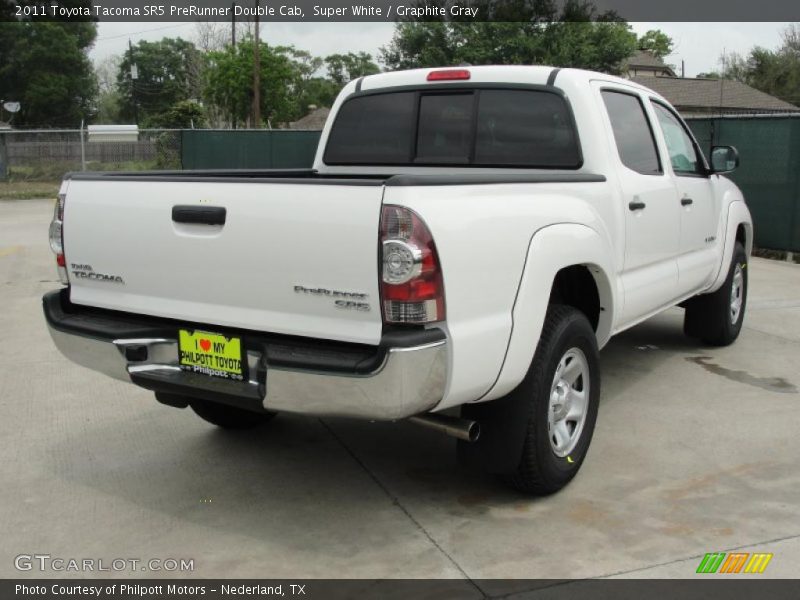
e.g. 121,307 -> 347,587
95,23 -> 194,43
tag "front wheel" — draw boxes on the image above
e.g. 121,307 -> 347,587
684,241 -> 748,346
506,305 -> 601,495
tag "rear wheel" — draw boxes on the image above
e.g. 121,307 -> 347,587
506,305 -> 601,495
684,242 -> 748,346
190,399 -> 276,430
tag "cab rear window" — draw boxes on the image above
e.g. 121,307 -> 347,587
323,88 -> 582,168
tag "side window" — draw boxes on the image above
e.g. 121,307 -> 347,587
601,90 -> 662,176
651,102 -> 702,175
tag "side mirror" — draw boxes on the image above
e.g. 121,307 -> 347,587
710,145 -> 739,174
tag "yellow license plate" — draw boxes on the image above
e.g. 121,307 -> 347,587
178,330 -> 244,380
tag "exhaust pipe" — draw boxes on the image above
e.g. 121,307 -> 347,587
409,413 -> 480,443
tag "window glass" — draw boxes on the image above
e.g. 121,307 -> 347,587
325,89 -> 581,168
324,92 -> 415,164
475,90 -> 580,167
652,102 -> 702,175
601,90 -> 661,175
416,93 -> 473,164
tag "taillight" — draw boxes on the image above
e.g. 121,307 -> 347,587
427,69 -> 471,82
380,205 -> 445,324
49,193 -> 68,285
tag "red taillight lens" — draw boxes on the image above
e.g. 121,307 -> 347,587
427,69 -> 471,82
380,205 -> 445,324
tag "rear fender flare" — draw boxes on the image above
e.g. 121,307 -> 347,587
484,223 -> 615,402
459,223 -> 615,474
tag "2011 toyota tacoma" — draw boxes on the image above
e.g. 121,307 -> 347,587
43,66 -> 752,494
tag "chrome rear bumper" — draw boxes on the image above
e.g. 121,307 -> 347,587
44,290 -> 447,421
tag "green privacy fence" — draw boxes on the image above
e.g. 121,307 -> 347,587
183,121 -> 800,251
687,116 -> 800,252
181,129 -> 322,170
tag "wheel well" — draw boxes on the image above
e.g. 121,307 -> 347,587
736,223 -> 747,247
549,266 -> 600,331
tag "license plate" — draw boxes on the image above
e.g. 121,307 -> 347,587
178,330 -> 245,381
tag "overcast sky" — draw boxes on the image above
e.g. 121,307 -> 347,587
89,22 -> 791,78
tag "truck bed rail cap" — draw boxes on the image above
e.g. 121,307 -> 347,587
384,172 -> 607,187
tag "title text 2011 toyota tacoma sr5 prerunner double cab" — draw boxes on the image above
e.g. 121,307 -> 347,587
44,66 -> 752,494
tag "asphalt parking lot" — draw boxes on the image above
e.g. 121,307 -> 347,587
1,198 -> 799,584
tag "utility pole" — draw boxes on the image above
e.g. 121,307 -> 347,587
719,49 -> 726,120
231,2 -> 236,47
252,0 -> 261,128
129,39 -> 139,126
231,2 -> 237,129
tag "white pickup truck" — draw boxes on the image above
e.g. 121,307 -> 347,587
44,66 -> 752,495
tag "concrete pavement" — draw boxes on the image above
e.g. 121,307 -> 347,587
1,198 -> 798,583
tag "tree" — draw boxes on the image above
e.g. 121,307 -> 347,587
700,51 -> 750,83
0,7 -> 97,127
117,38 -> 203,127
707,27 -> 800,107
637,29 -> 673,59
325,52 -> 380,87
94,55 -> 122,124
785,23 -> 800,53
278,49 -> 334,117
742,47 -> 800,105
153,100 -> 206,129
193,20 -> 259,52
194,21 -> 230,53
203,39 -> 300,127
380,1 -> 636,75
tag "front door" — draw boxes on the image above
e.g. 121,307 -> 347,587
649,100 -> 720,294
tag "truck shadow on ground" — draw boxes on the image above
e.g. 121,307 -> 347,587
45,309 -> 740,545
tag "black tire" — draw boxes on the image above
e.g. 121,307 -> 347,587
190,399 -> 276,430
505,304 -> 601,495
684,242 -> 748,346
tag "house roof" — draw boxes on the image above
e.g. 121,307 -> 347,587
288,107 -> 330,130
626,51 -> 670,69
624,50 -> 676,77
631,76 -> 800,113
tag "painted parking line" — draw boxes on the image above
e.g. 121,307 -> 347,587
0,245 -> 23,258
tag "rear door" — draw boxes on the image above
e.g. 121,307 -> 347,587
63,178 -> 385,345
596,85 -> 681,324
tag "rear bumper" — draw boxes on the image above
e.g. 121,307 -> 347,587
43,289 -> 447,420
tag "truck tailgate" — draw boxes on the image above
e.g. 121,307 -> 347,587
63,178 -> 384,344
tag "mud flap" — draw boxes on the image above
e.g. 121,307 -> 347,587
457,392 -> 530,474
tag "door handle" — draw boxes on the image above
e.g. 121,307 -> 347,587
681,197 -> 694,206
628,201 -> 646,211
172,205 -> 227,226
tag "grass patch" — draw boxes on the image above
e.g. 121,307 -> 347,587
8,164 -> 76,182
0,180 -> 59,200
7,160 -> 172,183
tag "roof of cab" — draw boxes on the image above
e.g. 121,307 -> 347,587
357,65 -> 639,91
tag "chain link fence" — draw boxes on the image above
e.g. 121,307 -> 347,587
0,129 -> 182,181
